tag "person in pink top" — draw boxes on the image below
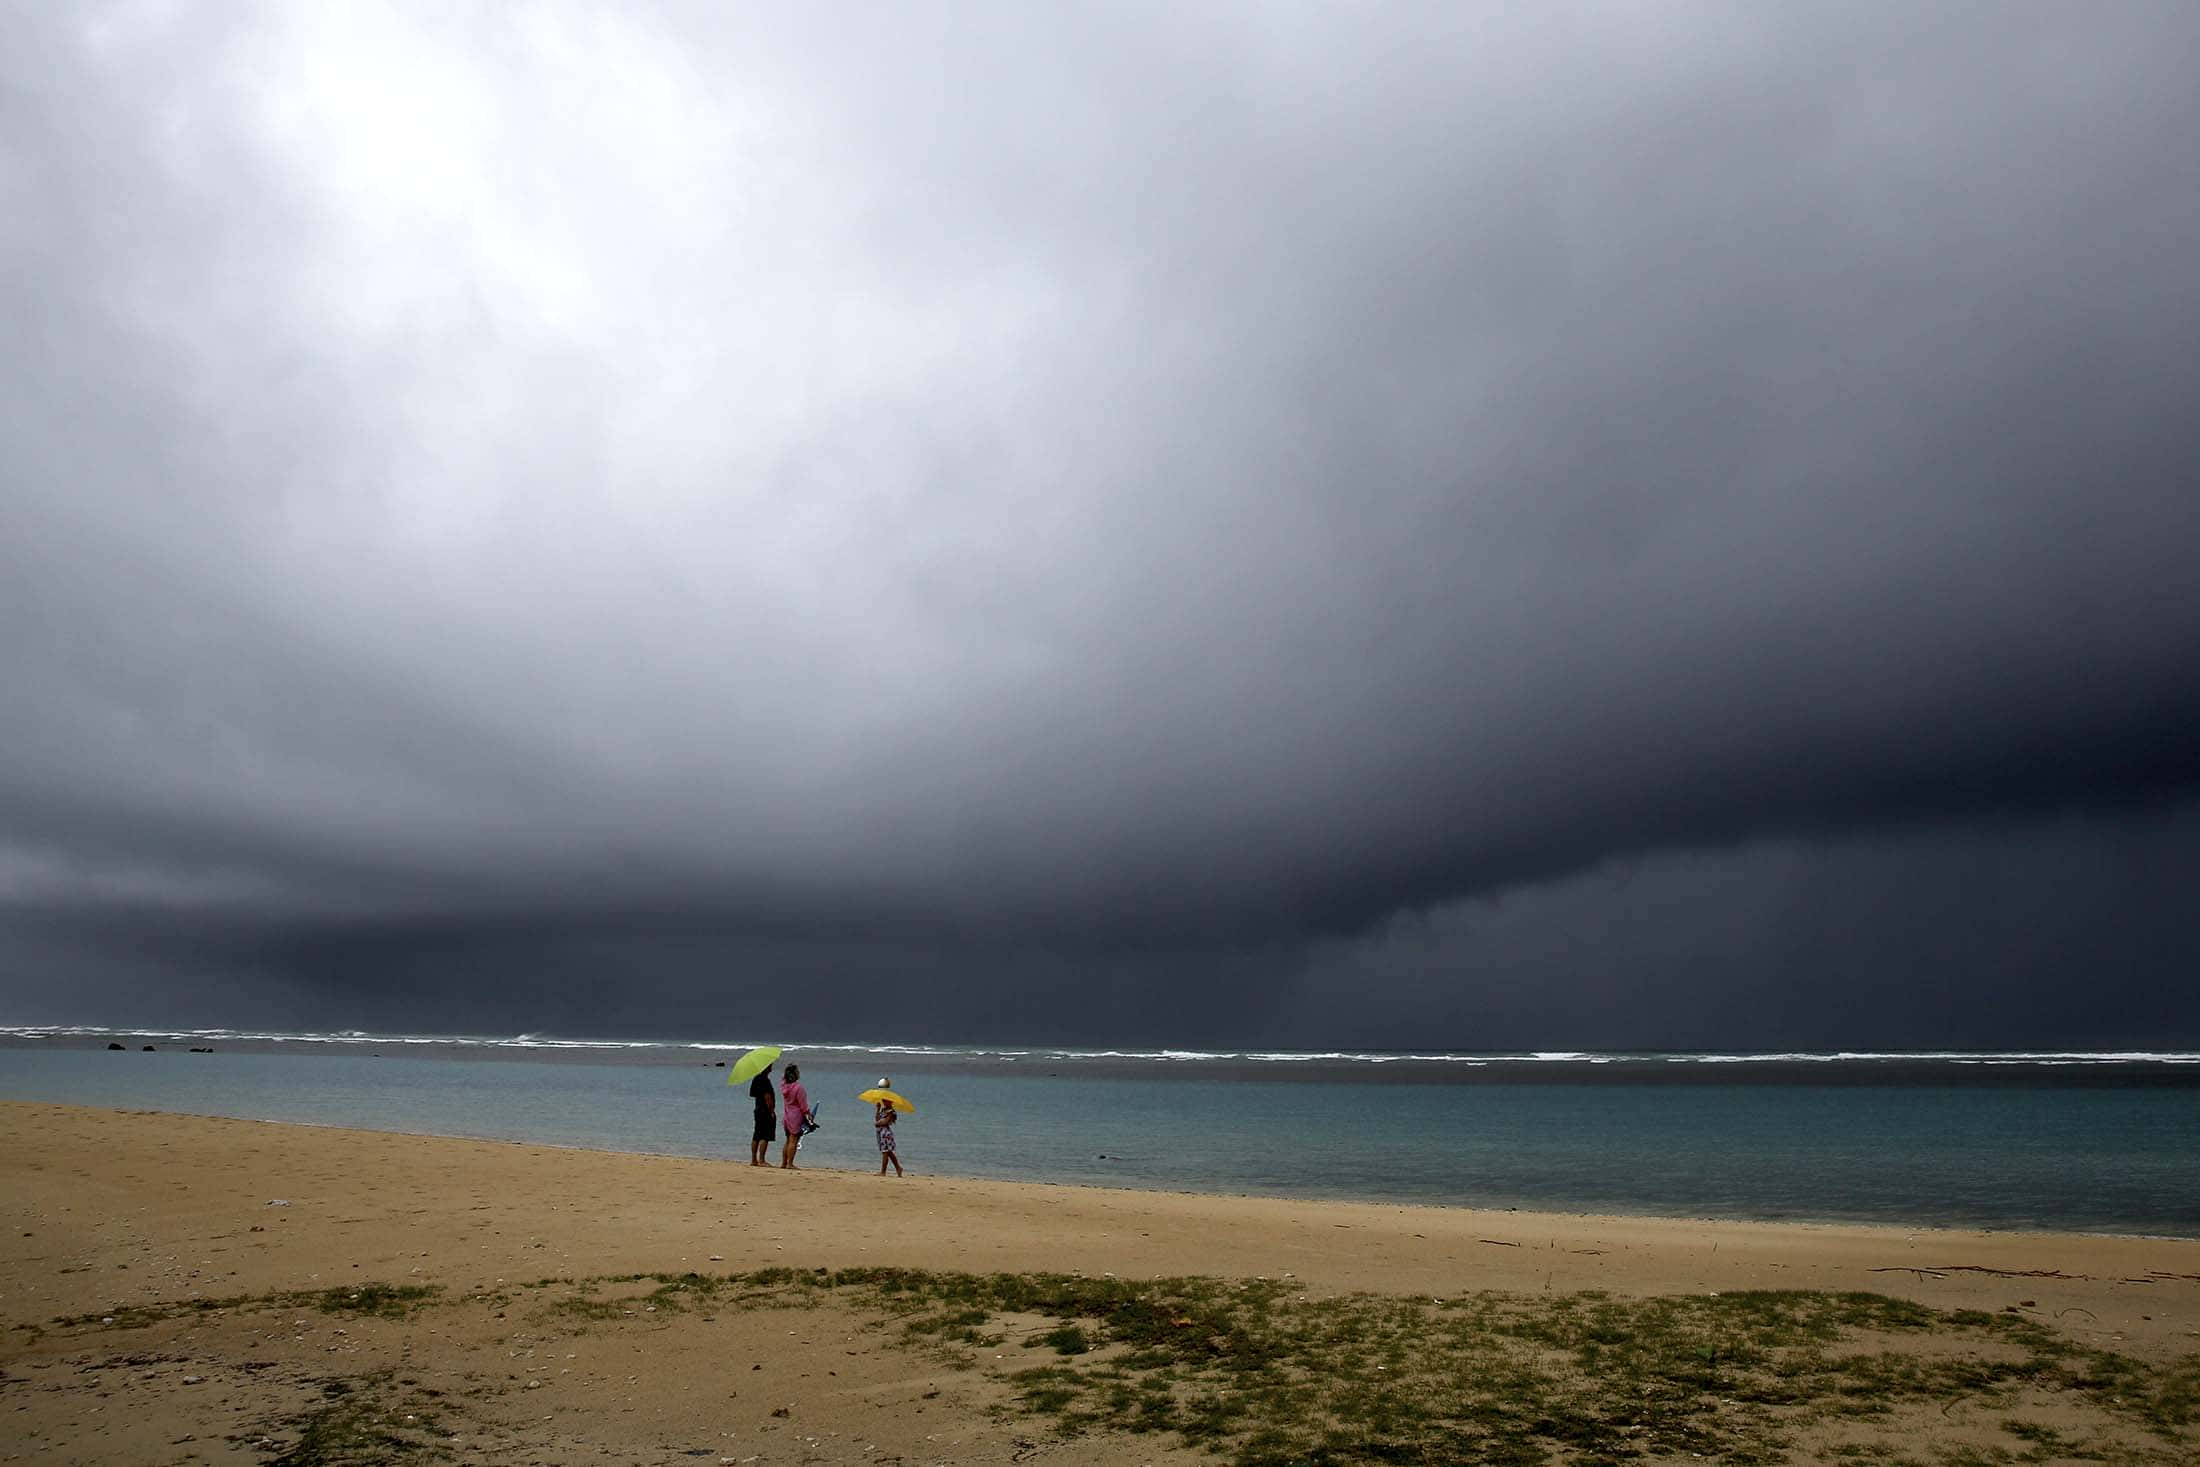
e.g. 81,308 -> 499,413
779,1064 -> 811,1170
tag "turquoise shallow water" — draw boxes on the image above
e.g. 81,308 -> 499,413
2,1043 -> 2195,1235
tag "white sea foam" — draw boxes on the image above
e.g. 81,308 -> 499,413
4,1025 -> 2196,1066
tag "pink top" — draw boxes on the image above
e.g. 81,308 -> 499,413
780,1080 -> 809,1130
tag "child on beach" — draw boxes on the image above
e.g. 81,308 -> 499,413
874,1077 -> 903,1177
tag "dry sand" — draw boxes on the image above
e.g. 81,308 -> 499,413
4,1102 -> 2195,1464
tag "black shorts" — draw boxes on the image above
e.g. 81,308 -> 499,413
784,1119 -> 805,1143
753,1111 -> 776,1144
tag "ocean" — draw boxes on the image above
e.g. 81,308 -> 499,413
3,1028 -> 2196,1237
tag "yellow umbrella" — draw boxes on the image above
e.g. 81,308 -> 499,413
858,1087 -> 915,1114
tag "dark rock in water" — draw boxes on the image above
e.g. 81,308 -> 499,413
107,1042 -> 125,1050
142,1044 -> 156,1051
189,1047 -> 213,1054
714,1061 -> 726,1067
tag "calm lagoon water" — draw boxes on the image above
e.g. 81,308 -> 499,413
3,1036 -> 2195,1236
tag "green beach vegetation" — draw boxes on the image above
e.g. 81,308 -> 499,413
766,1267 -> 2196,1465
37,1267 -> 2195,1465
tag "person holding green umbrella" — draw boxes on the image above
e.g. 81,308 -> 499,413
729,1046 -> 782,1166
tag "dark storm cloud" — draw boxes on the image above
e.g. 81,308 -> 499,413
1292,805 -> 2200,1051
4,3 -> 2199,1032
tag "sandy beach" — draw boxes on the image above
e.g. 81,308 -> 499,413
5,1102 -> 2195,1464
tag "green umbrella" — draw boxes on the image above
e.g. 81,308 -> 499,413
728,1045 -> 782,1085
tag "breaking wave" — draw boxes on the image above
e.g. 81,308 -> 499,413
2,1025 -> 2194,1066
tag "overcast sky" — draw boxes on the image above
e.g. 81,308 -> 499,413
4,2 -> 2197,1047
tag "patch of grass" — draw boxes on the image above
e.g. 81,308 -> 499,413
55,1283 -> 442,1332
642,1271 -> 724,1312
718,1268 -> 2198,1467
549,1295 -> 626,1322
1998,1419 -> 2105,1458
1038,1322 -> 1090,1356
904,1306 -> 995,1345
52,1263 -> 2194,1466
256,1373 -> 453,1466
1012,1364 -> 1083,1415
311,1284 -> 440,1320
54,1298 -> 231,1330
2140,1353 -> 2200,1430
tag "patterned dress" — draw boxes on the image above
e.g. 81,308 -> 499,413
875,1098 -> 897,1153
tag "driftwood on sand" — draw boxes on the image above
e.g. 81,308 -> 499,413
1868,1265 -> 2087,1281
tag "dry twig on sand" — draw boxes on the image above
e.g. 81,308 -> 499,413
1868,1265 -> 2086,1281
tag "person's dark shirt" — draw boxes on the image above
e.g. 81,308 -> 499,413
750,1072 -> 774,1112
